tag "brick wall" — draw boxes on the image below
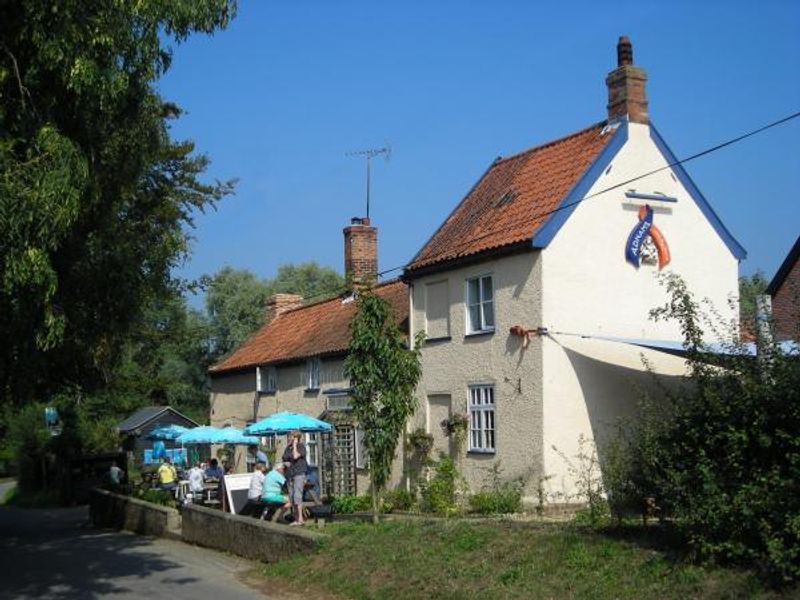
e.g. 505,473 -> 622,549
343,217 -> 378,284
772,257 -> 800,341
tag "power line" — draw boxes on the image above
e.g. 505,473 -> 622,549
377,110 -> 800,278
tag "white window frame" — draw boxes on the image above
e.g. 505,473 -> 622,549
355,426 -> 369,469
257,365 -> 277,393
306,358 -> 321,390
465,274 -> 495,334
304,432 -> 319,467
468,384 -> 496,453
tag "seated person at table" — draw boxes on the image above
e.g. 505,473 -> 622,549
303,467 -> 321,503
187,462 -> 205,495
204,458 -> 224,479
261,462 -> 291,509
239,461 -> 267,517
157,457 -> 178,491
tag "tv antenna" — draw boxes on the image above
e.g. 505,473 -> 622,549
346,145 -> 391,219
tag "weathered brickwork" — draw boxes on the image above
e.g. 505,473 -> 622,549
771,253 -> 800,341
344,217 -> 378,284
606,36 -> 649,124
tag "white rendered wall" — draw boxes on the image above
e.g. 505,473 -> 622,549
540,121 -> 740,498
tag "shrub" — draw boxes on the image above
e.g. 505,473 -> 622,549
381,488 -> 416,513
332,495 -> 372,514
131,488 -> 175,507
420,455 -> 464,516
468,462 -> 522,515
469,488 -> 522,515
610,273 -> 800,586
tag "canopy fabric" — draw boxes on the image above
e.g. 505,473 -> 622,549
176,426 -> 220,445
146,424 -> 189,441
245,411 -> 333,435
176,425 -> 259,445
210,427 -> 259,445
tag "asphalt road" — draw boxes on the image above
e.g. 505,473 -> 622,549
0,504 -> 272,600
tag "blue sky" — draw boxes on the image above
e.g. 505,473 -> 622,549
160,1 -> 800,300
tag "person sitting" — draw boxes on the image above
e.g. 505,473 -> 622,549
187,462 -> 205,497
204,458 -> 224,479
108,461 -> 123,490
261,462 -> 291,520
239,461 -> 267,517
157,456 -> 178,492
303,467 -> 321,503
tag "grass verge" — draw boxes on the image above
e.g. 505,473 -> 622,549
259,519 -> 783,599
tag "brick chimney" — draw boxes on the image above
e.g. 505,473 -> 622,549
343,216 -> 378,286
264,293 -> 303,324
606,36 -> 649,124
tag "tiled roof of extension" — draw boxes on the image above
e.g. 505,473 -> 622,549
209,279 -> 408,374
406,121 -> 616,272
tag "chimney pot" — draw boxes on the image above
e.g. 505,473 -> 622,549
617,36 -> 633,66
606,36 -> 649,125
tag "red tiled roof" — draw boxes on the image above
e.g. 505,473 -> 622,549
406,121 -> 615,272
209,279 -> 408,374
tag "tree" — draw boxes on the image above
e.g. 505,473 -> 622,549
738,271 -> 770,336
609,273 -> 800,586
345,289 -> 423,523
266,262 -> 346,301
0,1 -> 237,406
205,267 -> 271,358
205,263 -> 344,359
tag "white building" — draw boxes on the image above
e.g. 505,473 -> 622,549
401,37 -> 745,504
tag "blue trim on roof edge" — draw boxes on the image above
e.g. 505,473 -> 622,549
531,121 -> 629,248
648,125 -> 746,260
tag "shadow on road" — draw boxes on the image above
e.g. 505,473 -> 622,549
0,505 -> 197,600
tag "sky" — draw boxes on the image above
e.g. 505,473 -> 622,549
159,1 -> 800,304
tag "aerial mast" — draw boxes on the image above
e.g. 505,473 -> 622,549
346,145 -> 391,219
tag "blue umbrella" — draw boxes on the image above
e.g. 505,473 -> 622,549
245,411 -> 332,435
146,424 -> 189,441
210,427 -> 259,445
176,426 -> 222,445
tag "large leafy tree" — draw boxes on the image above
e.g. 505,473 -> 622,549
205,263 -> 345,358
345,289 -> 423,523
0,0 -> 237,405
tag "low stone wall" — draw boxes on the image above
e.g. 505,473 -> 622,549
181,503 -> 324,563
90,488 -> 181,536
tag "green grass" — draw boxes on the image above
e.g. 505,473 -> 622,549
260,520 -> 782,599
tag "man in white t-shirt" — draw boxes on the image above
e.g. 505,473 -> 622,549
187,462 -> 205,495
239,461 -> 267,517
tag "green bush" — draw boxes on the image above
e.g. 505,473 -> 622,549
468,462 -> 523,515
469,488 -> 522,515
131,488 -> 175,507
381,488 -> 416,513
608,273 -> 800,587
420,455 -> 464,516
332,495 -> 372,514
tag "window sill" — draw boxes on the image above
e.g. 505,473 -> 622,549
304,388 -> 320,394
424,335 -> 452,344
257,390 -> 277,396
465,328 -> 495,338
467,449 -> 496,456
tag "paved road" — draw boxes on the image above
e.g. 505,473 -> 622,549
0,504 -> 272,600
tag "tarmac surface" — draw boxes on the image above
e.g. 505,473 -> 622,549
0,503 -> 272,600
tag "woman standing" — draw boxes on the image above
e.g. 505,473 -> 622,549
281,431 -> 307,526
